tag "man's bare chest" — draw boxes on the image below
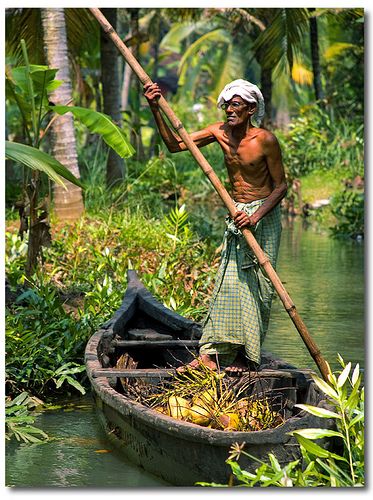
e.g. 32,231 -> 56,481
220,140 -> 266,172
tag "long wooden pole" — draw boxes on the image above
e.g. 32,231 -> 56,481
90,8 -> 331,381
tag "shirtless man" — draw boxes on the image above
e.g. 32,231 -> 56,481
144,79 -> 287,373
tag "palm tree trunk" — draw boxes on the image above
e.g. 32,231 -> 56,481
129,9 -> 145,161
152,14 -> 161,81
41,8 -> 84,221
120,16 -> 132,112
100,8 -> 125,187
121,57 -> 133,111
309,8 -> 324,102
260,65 -> 273,128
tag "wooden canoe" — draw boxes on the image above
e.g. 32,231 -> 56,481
85,270 -> 333,486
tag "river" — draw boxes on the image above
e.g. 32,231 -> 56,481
264,217 -> 365,371
5,217 -> 365,488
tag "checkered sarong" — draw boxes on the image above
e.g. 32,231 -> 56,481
199,199 -> 282,365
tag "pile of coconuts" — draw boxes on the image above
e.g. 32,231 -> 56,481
147,363 -> 283,432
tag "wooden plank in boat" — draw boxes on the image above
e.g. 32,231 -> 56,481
112,339 -> 200,348
92,368 -> 176,378
127,328 -> 173,341
92,367 -> 313,379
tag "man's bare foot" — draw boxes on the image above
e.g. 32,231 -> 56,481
177,354 -> 218,373
224,354 -> 248,376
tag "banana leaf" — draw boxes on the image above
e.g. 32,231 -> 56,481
160,20 -> 215,53
51,105 -> 135,159
5,141 -> 84,189
178,29 -> 244,102
160,22 -> 198,53
6,65 -> 62,100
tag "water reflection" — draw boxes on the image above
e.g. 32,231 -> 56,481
263,217 -> 365,372
6,397 -> 167,487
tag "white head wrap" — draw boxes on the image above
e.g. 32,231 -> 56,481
217,79 -> 265,125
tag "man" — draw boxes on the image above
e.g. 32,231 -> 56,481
144,79 -> 287,373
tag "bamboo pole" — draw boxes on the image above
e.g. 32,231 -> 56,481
89,8 -> 331,382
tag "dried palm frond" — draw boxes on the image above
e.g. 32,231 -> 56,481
129,360 -> 286,432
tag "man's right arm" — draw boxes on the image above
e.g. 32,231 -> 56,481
144,82 -> 217,153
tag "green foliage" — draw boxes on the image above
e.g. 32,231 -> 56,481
140,204 -> 216,317
321,10 -> 364,121
277,103 -> 364,238
6,62 -> 62,143
198,355 -> 364,487
5,204 -> 218,397
5,141 -> 84,188
160,19 -> 213,54
177,28 -> 245,102
291,356 -> 364,486
253,8 -> 310,73
5,43 -> 83,188
159,15 -> 251,106
6,40 -> 134,195
330,190 -> 364,239
5,392 -> 49,443
122,155 -> 182,211
6,283 -> 88,396
279,105 -> 364,179
51,105 -> 135,159
164,204 -> 190,250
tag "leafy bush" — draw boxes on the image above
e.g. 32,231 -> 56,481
278,106 -> 364,180
5,392 -> 49,443
6,285 -> 88,396
5,205 -> 218,397
330,189 -> 364,239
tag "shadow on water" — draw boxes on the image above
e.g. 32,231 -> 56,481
263,216 -> 365,372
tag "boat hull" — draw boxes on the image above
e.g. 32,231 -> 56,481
86,325 -> 333,486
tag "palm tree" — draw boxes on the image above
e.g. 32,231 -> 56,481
129,8 -> 145,161
308,8 -> 324,102
314,8 -> 364,118
159,15 -> 246,104
6,8 -> 100,218
6,10 -> 135,274
251,8 -> 311,126
100,8 -> 125,186
158,8 -> 311,127
41,8 -> 84,220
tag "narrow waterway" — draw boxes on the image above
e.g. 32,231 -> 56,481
6,217 -> 364,488
264,217 -> 365,371
5,397 -> 168,488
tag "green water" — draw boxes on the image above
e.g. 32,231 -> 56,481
5,398 -> 168,487
264,217 -> 365,371
5,218 -> 364,488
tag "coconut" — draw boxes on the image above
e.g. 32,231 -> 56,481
236,398 -> 249,416
218,412 -> 240,431
193,389 -> 216,409
167,396 -> 190,419
189,404 -> 211,426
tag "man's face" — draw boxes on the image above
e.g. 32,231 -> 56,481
222,95 -> 255,127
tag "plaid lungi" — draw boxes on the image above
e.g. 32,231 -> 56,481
199,199 -> 282,365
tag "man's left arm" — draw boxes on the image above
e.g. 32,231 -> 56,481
234,133 -> 287,228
